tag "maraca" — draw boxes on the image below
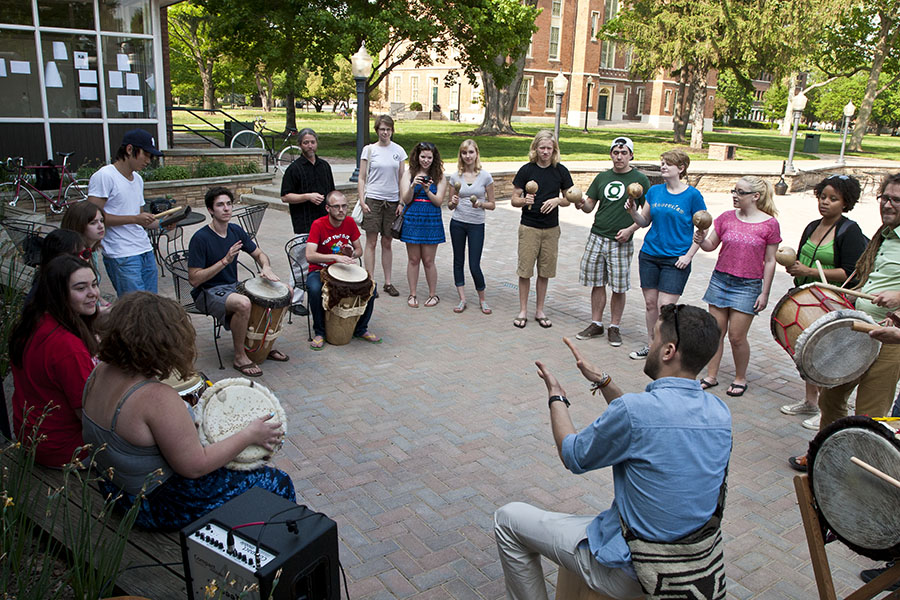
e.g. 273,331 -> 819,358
470,195 -> 478,207
775,246 -> 797,267
627,182 -> 644,199
692,210 -> 712,230
563,186 -> 583,208
453,180 -> 462,193
525,180 -> 538,196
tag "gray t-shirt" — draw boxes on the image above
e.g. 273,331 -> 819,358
362,141 -> 407,202
448,169 -> 494,225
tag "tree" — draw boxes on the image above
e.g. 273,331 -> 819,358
715,70 -> 754,122
763,79 -> 789,122
167,2 -> 223,109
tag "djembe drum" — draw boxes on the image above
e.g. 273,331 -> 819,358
770,283 -> 881,387
320,263 -> 374,346
195,378 -> 286,471
236,277 -> 291,364
160,370 -> 210,407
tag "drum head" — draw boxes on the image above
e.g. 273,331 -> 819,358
160,371 -> 203,394
794,310 -> 881,388
238,277 -> 291,307
809,416 -> 900,561
327,263 -> 367,283
196,378 -> 286,470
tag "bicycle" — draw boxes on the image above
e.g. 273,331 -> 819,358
228,117 -> 301,171
0,152 -> 89,214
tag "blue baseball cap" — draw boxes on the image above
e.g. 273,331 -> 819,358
121,129 -> 163,156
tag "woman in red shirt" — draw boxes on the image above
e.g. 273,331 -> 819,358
10,254 -> 99,467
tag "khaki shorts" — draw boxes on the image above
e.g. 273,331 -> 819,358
517,224 -> 560,279
362,198 -> 399,238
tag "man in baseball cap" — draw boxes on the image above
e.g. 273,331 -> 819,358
87,129 -> 162,295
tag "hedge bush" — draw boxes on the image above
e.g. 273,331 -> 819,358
409,102 -> 423,111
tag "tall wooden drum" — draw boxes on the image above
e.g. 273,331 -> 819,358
320,263 -> 374,346
236,277 -> 291,364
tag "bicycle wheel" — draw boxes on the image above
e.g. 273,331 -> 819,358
64,178 -> 89,204
230,130 -> 265,150
0,183 -> 36,212
276,145 -> 301,170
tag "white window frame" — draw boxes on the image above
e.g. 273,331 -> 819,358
600,40 -> 616,69
623,86 -> 630,114
392,76 -> 401,102
410,76 -> 419,103
549,26 -> 560,60
664,89 -> 672,113
586,82 -> 594,109
603,0 -> 618,22
545,77 -> 555,112
590,11 -> 600,40
517,76 -> 532,111
636,87 -> 645,116
551,0 -> 562,18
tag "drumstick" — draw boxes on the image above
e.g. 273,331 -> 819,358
851,321 -> 880,334
814,281 -> 877,302
152,205 -> 186,219
850,456 -> 900,491
815,260 -> 827,284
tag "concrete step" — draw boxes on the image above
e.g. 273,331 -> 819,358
252,183 -> 282,199
240,192 -> 288,212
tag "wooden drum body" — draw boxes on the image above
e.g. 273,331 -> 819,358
321,263 -> 374,346
160,370 -> 210,407
770,283 -> 881,387
809,416 -> 900,561
236,277 -> 291,364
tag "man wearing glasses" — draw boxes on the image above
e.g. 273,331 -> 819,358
495,304 -> 731,599
305,191 -> 380,350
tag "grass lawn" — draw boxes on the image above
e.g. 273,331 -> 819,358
172,107 -> 900,163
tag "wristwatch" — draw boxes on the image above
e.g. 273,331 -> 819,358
548,395 -> 570,408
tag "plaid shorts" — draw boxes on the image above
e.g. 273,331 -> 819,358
579,233 -> 633,293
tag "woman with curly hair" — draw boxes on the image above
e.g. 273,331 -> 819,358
399,141 -> 448,307
10,255 -> 99,467
81,292 -> 295,531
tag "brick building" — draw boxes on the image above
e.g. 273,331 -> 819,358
376,0 -> 717,131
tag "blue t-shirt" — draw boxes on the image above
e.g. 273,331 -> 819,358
187,223 -> 257,299
640,184 -> 706,257
561,377 -> 732,575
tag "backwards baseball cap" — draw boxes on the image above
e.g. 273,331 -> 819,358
121,129 -> 163,156
610,136 -> 634,155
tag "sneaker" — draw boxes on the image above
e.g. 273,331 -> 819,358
780,401 -> 820,416
802,413 -> 821,431
861,562 -> 899,591
607,326 -> 622,347
289,304 -> 308,317
629,345 -> 650,360
576,323 -> 604,340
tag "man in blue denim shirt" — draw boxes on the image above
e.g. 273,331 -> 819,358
494,304 -> 732,599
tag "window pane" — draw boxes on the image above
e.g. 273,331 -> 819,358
41,33 -> 101,118
103,36 -> 156,118
37,0 -> 94,30
518,78 -> 529,109
545,80 -> 554,110
99,0 -> 151,34
0,0 -> 34,25
0,30 -> 43,118
549,27 -> 559,59
551,0 -> 561,17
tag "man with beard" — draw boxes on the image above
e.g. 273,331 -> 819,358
494,304 -> 731,599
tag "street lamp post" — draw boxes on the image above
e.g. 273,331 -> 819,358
553,72 -> 568,142
349,42 -> 373,184
838,101 -> 855,166
231,77 -> 235,108
785,92 -> 808,176
583,78 -> 593,133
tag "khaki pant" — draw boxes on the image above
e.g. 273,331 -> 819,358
818,343 -> 900,429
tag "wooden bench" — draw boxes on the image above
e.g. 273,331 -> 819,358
707,143 -> 737,161
4,453 -> 186,598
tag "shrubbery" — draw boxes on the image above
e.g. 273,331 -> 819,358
409,102 -> 423,111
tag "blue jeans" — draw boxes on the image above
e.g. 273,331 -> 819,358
103,250 -> 158,296
307,270 -> 375,338
449,219 -> 486,290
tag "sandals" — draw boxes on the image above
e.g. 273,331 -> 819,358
425,295 -> 440,307
266,349 -> 289,362
480,301 -> 492,315
407,295 -> 419,308
513,317 -> 527,329
354,330 -> 382,344
726,382 -> 748,397
310,335 -> 325,350
700,378 -> 718,390
233,361 -> 262,377
536,316 -> 552,328
454,300 -> 467,313
788,454 -> 808,472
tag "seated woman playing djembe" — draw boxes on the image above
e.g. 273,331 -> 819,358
82,292 -> 295,531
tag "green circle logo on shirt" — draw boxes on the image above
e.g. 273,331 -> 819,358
604,181 -> 625,201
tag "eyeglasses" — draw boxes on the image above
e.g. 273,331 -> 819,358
878,194 -> 900,207
730,189 -> 756,196
327,204 -> 348,212
672,304 -> 685,352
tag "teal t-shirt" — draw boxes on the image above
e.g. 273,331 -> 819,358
586,168 -> 650,241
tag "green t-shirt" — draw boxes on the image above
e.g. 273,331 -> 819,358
585,168 -> 651,240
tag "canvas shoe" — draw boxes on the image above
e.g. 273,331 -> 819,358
780,401 -> 819,416
575,323 -> 604,340
629,345 -> 649,360
607,326 -> 622,347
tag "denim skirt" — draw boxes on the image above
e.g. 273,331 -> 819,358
703,269 -> 762,315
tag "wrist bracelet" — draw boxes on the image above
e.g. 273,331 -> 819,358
590,373 -> 612,395
548,395 -> 570,408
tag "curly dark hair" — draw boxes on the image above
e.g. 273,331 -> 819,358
408,142 -> 444,184
204,186 -> 234,211
9,255 -> 99,368
98,292 -> 196,380
813,174 -> 861,212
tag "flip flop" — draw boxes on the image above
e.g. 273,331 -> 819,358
354,331 -> 382,344
700,378 -> 718,390
233,361 -> 262,377
513,317 -> 527,329
536,316 -> 552,328
480,301 -> 492,315
425,295 -> 440,307
726,382 -> 748,397
407,295 -> 418,308
454,300 -> 467,313
310,335 -> 325,350
267,349 -> 289,362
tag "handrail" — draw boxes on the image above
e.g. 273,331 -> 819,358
167,107 -> 251,148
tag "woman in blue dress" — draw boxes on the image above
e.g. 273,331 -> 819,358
399,141 -> 448,307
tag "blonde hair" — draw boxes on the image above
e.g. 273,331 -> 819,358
528,130 -> 559,166
738,176 -> 778,217
456,139 -> 482,174
660,149 -> 690,179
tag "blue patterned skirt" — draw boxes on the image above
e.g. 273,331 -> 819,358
400,200 -> 445,244
100,466 -> 296,532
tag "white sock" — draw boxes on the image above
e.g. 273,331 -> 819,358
593,321 -> 604,327
608,324 -> 619,330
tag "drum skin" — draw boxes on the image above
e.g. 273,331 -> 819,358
808,416 -> 900,561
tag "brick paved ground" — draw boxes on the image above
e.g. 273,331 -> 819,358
100,164 -> 900,598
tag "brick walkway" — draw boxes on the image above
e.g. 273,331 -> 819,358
164,178 -> 891,599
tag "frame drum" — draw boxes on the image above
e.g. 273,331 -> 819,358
808,416 -> 900,561
236,277 -> 291,364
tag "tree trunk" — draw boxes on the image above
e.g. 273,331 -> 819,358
200,60 -> 215,109
849,10 -> 894,151
255,66 -> 273,112
476,52 -> 527,135
689,69 -> 707,150
780,73 -> 798,136
672,66 -> 694,144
